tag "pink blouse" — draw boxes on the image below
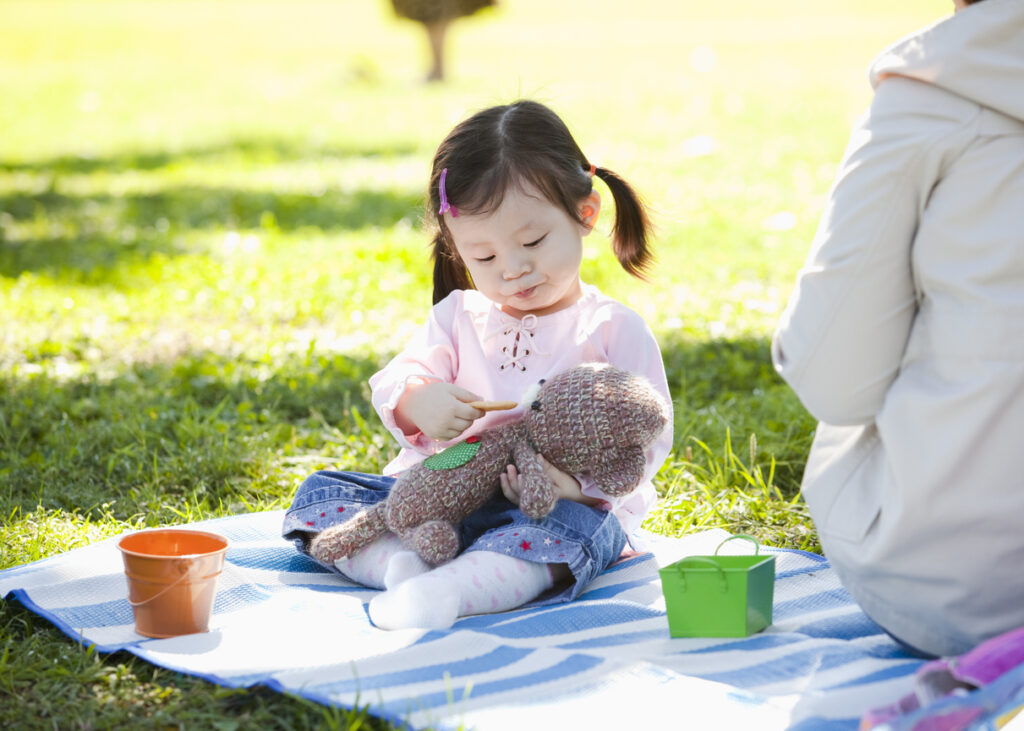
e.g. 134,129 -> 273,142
369,283 -> 673,536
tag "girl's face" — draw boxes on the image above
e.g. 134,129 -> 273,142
444,182 -> 599,319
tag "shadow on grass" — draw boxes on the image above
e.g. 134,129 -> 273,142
0,187 -> 423,235
658,332 -> 815,494
0,233 -> 192,283
0,137 -> 421,175
0,137 -> 425,281
0,186 -> 423,281
0,347 -> 395,521
661,332 -> 780,404
0,331 -> 816,519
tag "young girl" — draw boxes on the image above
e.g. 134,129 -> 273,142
283,100 -> 673,630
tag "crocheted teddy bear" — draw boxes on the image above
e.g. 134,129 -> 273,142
309,363 -> 669,567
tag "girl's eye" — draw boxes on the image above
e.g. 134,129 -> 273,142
524,235 -> 545,248
475,255 -> 495,263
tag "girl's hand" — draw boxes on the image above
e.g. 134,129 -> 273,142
395,381 -> 485,442
500,457 -> 602,507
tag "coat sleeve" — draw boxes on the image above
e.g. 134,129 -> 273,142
772,77 -> 979,425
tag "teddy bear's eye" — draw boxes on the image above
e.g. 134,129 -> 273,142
531,399 -> 542,411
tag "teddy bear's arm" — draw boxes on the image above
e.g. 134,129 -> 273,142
513,439 -> 559,519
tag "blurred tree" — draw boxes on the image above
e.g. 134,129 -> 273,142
390,0 -> 497,81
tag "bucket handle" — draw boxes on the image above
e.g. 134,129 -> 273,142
676,557 -> 728,593
125,559 -> 197,608
715,533 -> 761,556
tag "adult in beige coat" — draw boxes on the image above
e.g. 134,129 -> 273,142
773,0 -> 1024,658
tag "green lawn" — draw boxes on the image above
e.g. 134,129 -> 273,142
1,0 -> 943,727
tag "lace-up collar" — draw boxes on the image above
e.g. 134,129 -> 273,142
480,285 -> 592,373
485,313 -> 551,373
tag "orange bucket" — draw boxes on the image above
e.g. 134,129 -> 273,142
117,528 -> 229,638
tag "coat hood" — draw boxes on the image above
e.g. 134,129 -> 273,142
869,0 -> 1024,122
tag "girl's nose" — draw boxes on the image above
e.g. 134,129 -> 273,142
502,257 -> 531,280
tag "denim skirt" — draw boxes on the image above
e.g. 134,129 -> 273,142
282,470 -> 628,605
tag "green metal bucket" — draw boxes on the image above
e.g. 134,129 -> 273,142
659,534 -> 775,638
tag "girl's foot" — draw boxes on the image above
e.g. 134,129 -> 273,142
383,550 -> 432,589
331,532 -> 406,589
368,550 -> 554,630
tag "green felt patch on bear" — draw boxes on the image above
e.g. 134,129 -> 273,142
423,436 -> 481,470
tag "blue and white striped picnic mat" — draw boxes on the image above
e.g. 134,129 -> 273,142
0,510 -> 925,730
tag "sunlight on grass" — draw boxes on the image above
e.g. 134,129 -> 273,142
646,431 -> 818,553
0,506 -> 136,569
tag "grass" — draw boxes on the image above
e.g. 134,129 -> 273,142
0,0 -> 945,727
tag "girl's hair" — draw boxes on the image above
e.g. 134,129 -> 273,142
426,100 -> 653,305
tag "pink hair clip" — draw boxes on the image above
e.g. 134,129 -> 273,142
586,163 -> 596,178
438,168 -> 458,217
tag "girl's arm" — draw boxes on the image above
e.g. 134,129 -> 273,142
569,306 -> 674,516
600,308 -> 674,489
772,77 -> 979,425
395,381 -> 484,442
370,292 -> 483,450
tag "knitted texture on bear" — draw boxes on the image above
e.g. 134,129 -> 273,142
309,363 -> 669,567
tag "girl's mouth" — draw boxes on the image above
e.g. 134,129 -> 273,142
513,286 -> 537,299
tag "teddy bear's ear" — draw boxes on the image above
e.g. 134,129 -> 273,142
592,446 -> 647,497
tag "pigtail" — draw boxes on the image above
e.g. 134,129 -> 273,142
427,158 -> 473,304
593,166 -> 654,279
431,230 -> 473,305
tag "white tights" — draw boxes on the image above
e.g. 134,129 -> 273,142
331,533 -> 554,630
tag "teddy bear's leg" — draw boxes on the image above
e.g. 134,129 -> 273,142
309,502 -> 388,564
404,520 -> 460,566
369,571 -> 461,630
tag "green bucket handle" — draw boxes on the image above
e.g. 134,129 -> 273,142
675,557 -> 728,593
714,533 -> 761,556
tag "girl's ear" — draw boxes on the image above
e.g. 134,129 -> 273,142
578,190 -> 601,234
